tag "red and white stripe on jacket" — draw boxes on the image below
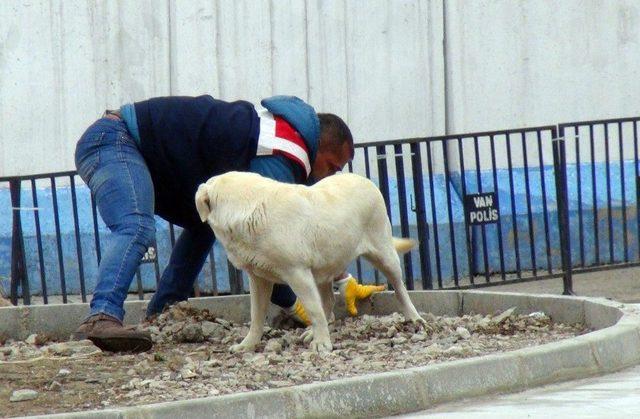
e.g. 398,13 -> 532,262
255,107 -> 311,177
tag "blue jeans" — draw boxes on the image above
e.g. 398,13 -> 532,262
75,118 -> 156,321
76,118 -> 298,321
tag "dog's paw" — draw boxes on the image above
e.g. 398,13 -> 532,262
301,328 -> 314,344
229,343 -> 255,353
410,316 -> 428,328
310,340 -> 333,353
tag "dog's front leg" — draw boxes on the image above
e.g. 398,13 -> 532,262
287,270 -> 333,353
230,275 -> 273,353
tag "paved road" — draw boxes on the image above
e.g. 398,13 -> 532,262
393,303 -> 640,418
393,365 -> 640,418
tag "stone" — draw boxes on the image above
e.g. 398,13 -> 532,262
57,368 -> 71,377
25,334 -> 38,345
47,381 -> 62,392
47,343 -> 72,356
180,368 -> 198,379
202,321 -> 224,338
264,339 -> 283,353
391,336 -> 408,345
456,327 -> 471,340
177,323 -> 204,343
492,307 -> 517,324
10,389 -> 38,402
444,345 -> 463,356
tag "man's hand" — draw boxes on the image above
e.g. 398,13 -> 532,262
336,274 -> 386,316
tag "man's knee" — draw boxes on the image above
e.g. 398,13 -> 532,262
115,214 -> 156,247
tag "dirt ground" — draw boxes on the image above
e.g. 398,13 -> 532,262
1,267 -> 635,417
0,304 -> 587,418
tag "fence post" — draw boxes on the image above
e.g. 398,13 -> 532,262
552,129 -> 574,295
228,261 -> 243,294
9,179 -> 30,305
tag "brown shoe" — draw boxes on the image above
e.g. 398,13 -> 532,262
74,314 -> 152,353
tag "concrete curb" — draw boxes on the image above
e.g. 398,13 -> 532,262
4,290 -> 640,418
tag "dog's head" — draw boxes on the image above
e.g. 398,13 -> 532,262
195,172 -> 268,234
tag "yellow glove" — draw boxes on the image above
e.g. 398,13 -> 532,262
286,299 -> 311,326
337,274 -> 386,316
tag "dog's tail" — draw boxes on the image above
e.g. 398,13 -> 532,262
195,184 -> 211,222
393,237 -> 417,255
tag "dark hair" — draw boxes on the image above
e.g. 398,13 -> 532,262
318,113 -> 354,159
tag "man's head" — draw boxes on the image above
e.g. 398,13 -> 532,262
310,113 -> 354,181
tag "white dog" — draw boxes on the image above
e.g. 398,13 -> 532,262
195,171 -> 425,352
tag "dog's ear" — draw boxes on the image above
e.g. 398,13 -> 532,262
195,183 -> 212,222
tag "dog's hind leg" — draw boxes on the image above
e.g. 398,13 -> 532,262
230,275 -> 273,353
286,270 -> 333,352
363,248 -> 424,324
318,281 -> 336,324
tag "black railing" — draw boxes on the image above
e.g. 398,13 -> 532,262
350,125 -> 567,291
559,117 -> 640,274
5,116 -> 640,305
1,173 -> 244,305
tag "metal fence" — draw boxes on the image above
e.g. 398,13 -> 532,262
0,172 -> 244,305
4,116 -> 640,305
348,125 -> 571,292
559,117 -> 640,274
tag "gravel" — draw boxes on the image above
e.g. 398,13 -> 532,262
0,301 -> 589,417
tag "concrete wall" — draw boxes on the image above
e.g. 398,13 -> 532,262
3,1 -> 640,295
0,0 -> 445,176
3,0 -> 640,175
444,0 -> 640,135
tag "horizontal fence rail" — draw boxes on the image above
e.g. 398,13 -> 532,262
4,116 -> 640,304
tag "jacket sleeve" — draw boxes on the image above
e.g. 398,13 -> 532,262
248,155 -> 305,184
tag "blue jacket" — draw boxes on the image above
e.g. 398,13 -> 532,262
131,95 -> 319,229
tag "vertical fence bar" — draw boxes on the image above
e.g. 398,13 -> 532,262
589,124 -> 600,265
352,150 -> 363,280
376,146 -> 392,220
490,135 -> 506,280
536,131 -> 553,274
376,145 -> 391,286
228,261 -> 243,294
364,147 -> 380,285
394,144 -> 413,288
552,130 -> 574,295
30,179 -> 48,304
604,123 -> 614,263
10,179 -> 30,305
90,193 -> 102,264
209,249 -> 218,296
506,134 -> 522,278
50,176 -> 67,303
457,138 -> 475,284
70,176 -> 87,302
618,122 -> 629,262
521,132 -> 537,275
426,142 -> 443,287
473,136 -> 490,282
634,122 -> 640,262
442,140 -> 460,285
135,269 -> 144,300
574,127 -> 585,267
410,142 -> 432,289
153,251 -> 161,285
